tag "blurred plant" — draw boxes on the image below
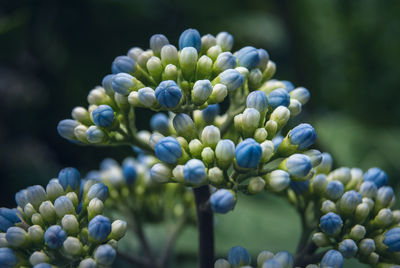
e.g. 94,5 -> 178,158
1,28 -> 399,267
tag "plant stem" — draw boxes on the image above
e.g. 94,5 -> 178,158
193,185 -> 214,268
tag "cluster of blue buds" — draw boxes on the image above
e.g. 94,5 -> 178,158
0,167 -> 126,267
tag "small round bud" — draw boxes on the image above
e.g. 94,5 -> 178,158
110,220 -> 127,240
216,32 -> 233,51
57,119 -> 79,140
28,225 -> 44,244
215,139 -> 235,167
257,251 -> 274,267
325,180 -> 344,201
111,55 -> 135,74
89,215 -> 111,242
201,126 -> 220,149
213,52 -> 236,73
321,200 -> 337,214
349,225 -> 366,241
172,114 -> 196,140
315,152 -> 333,174
150,163 -> 172,183
312,232 -> 330,247
155,136 -> 182,164
160,45 -> 178,66
210,189 -> 235,214
94,244 -> 116,266
149,34 -> 169,56
179,28 -> 201,52
364,167 -> 388,188
155,80 -> 182,108
235,138 -> 262,169
227,246 -> 251,267
209,84 -> 228,103
265,170 -> 290,192
208,167 -> 224,185
44,225 -> 66,249
248,177 -> 266,194
359,239 -> 375,255
150,113 -> 170,135
338,239 -> 358,258
268,88 -> 290,109
192,79 -> 213,105
54,196 -> 75,218
218,69 -> 244,92
320,250 -> 343,268
6,226 -> 28,247
183,159 -> 206,184
86,126 -> 107,144
237,46 -> 260,69
138,87 -> 157,107
320,212 -> 343,236
63,236 -> 82,256
111,73 -> 135,96
29,251 -> 49,266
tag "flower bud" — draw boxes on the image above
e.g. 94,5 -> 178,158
0,248 -> 18,267
137,87 -> 156,107
27,225 -> 44,244
201,147 -> 214,165
89,215 -> 111,242
207,45 -> 222,61
111,55 -> 135,74
371,208 -> 393,228
325,180 -> 344,201
320,250 -> 343,268
150,163 -> 172,183
179,28 -> 201,52
338,239 -> 358,258
321,200 -> 337,214
355,203 -> 370,223
257,49 -> 270,70
150,113 -> 170,135
127,47 -> 143,61
278,123 -> 317,154
290,87 -> 310,105
201,126 -> 220,149
213,140 -> 235,168
218,69 -> 244,92
72,106 -> 90,124
246,91 -> 268,114
57,119 -> 79,140
265,170 -> 290,192
39,201 -> 56,223
31,213 -> 44,226
241,108 -> 260,135
92,105 -> 114,128
248,69 -> 262,89
29,251 -> 49,265
137,50 -> 153,69
101,74 -> 115,95
87,87 -> 109,105
160,45 -> 178,66
260,140 -> 274,162
6,226 -> 28,247
216,32 -> 234,51
61,214 -> 79,235
349,225 -> 366,241
268,88 -> 290,109
63,236 -> 82,256
201,34 -> 216,52
257,251 -> 274,267
183,159 -> 206,184
88,198 -> 104,220
315,152 -> 333,174
274,251 -> 294,268
213,52 -> 236,74
110,220 -> 127,241
202,104 -> 220,124
179,47 -> 198,80
78,258 -> 97,268
339,190 -> 362,215
195,55 -> 212,79
383,227 -> 400,252
270,106 -> 290,129
359,239 -> 375,256
262,259 -> 281,268
312,174 -> 328,194
235,138 -> 262,168
149,34 -> 169,56
208,167 -> 224,185
281,154 -> 312,179
209,84 -> 228,103
44,225 -> 66,249
262,60 -> 276,81
364,167 -> 388,188
54,196 -> 75,218
121,161 -> 138,185
303,149 -> 322,167
146,56 -> 163,80
214,258 -> 230,268
58,167 -> 80,192
155,136 -> 182,164
248,177 -> 266,194
359,181 -> 377,199
192,80 -> 213,105
320,212 -> 343,236
228,246 -> 251,267
288,99 -> 302,117
25,185 -> 46,209
254,128 -> 268,143
171,114 -> 194,140
155,80 -> 182,108
376,186 -> 394,210
163,63 -> 178,81
312,232 -> 330,247
237,46 -> 260,69
86,126 -> 107,144
111,73 -> 135,96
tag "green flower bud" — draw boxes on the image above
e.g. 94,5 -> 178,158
74,125 -> 88,142
315,153 -> 333,174
265,120 -> 278,139
201,126 -> 220,149
370,208 -> 393,229
242,108 -> 260,136
366,252 -> 379,265
214,258 -> 230,268
355,203 -> 370,223
114,92 -> 129,109
46,180 -> 64,201
24,203 -> 37,219
304,149 -> 323,167
234,114 -> 243,132
248,69 -> 262,89
88,198 -> 104,221
172,165 -> 184,183
173,113 -> 196,140
31,213 -> 44,226
248,177 -> 266,194
29,251 -> 49,266
270,106 -> 290,129
260,140 -> 274,163
257,251 -> 274,267
149,133 -> 164,150
163,64 -> 178,81
150,163 -> 172,183
72,106 -> 91,124
192,80 -> 213,105
6,226 -> 28,247
66,192 -> 79,207
137,50 -> 153,69
321,200 -> 337,214
346,168 -> 364,190
254,128 -> 268,143
189,139 -> 203,158
63,236 -> 82,256
215,140 -> 235,168
392,210 -> 400,224
39,201 -> 56,223
201,34 -> 217,54
196,55 -> 213,79
265,170 -> 290,192
28,225 -> 44,244
208,84 -> 228,104
201,147 -> 215,165
0,233 -> 8,247
362,197 -> 375,211
207,45 -> 222,61
349,225 -> 366,241
312,174 -> 328,194
161,45 -> 178,66
87,87 -> 110,105
179,47 -> 198,80
110,220 -> 127,240
54,196 -> 75,218
62,214 -> 79,235
288,99 -> 302,117
146,56 -> 163,81
359,239 -> 375,256
208,167 -> 224,185
262,60 -> 276,82
312,232 -> 331,247
327,167 -> 351,185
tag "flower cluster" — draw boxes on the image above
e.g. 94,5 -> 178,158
0,167 -> 126,267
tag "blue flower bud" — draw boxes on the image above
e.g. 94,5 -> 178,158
237,46 -> 260,69
246,91 -> 268,113
210,189 -> 235,214
228,246 -> 251,267
58,167 -> 80,191
288,123 -> 317,150
262,258 -> 281,268
282,80 -> 295,92
320,212 -> 343,236
6,226 -> 27,247
325,180 -> 344,201
138,87 -> 156,107
0,208 -> 21,232
34,263 -> 52,268
0,248 -> 18,268
320,250 -> 343,268
149,34 -> 169,56
111,56 -> 135,74
214,52 -> 236,73
15,189 -> 29,208
273,251 -> 294,268
54,196 -> 75,218
338,239 -> 358,258
57,119 -> 79,140
88,215 -> 111,242
155,136 -> 182,164
268,88 -> 290,108
179,28 -> 201,52
376,186 -> 394,209
122,161 -> 137,184
290,180 -> 310,194
235,138 -> 262,168
219,69 -> 244,91
87,183 -> 109,202
150,113 -> 170,135
79,258 -> 97,268
101,74 -> 114,95
111,73 -> 134,96
155,80 -> 182,108
284,154 -> 312,178
44,225 -> 66,249
290,87 -> 310,105
86,126 -> 106,143
364,167 -> 388,188
216,32 -> 234,51
383,228 -> 400,252
359,181 -> 377,198
183,159 -> 206,184
339,190 -> 362,214
94,244 -> 116,266
92,105 -> 114,127
257,49 -> 270,70
202,104 -> 220,124
358,238 -> 375,255
192,80 -> 213,105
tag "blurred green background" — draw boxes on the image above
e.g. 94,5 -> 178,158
0,0 -> 399,267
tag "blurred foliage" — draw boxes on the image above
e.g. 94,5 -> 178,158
0,0 -> 399,267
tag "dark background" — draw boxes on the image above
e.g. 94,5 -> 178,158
0,0 -> 399,266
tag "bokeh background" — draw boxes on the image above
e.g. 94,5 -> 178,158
1,0 -> 399,267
